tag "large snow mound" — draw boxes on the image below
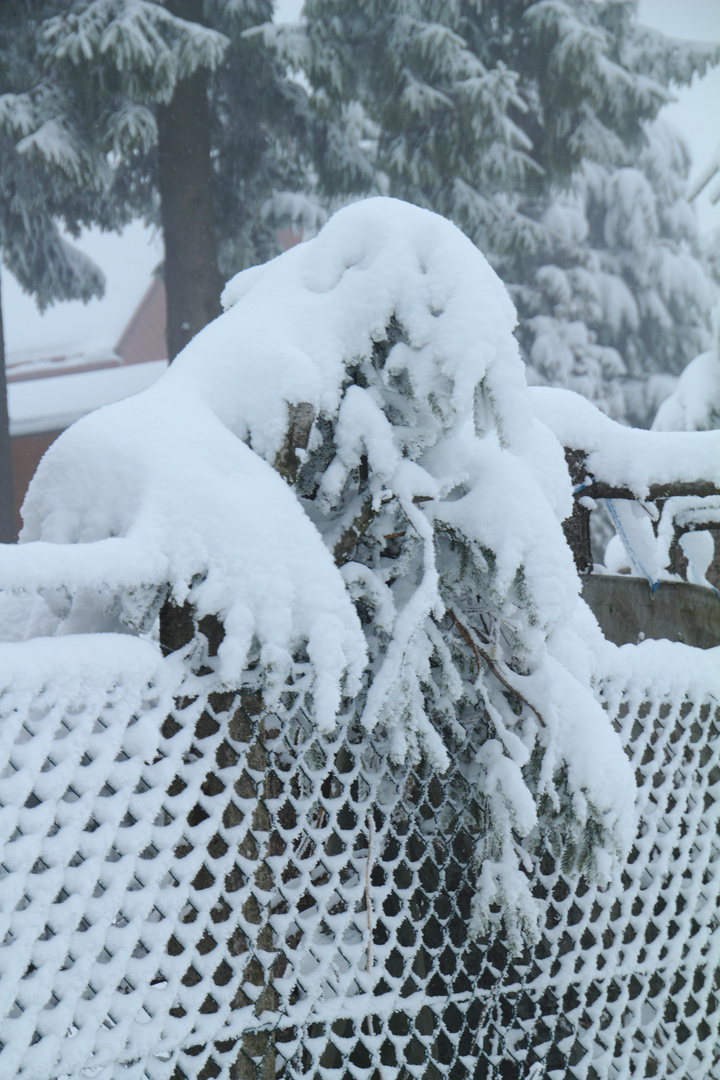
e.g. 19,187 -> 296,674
15,385 -> 365,730
7,199 -> 635,940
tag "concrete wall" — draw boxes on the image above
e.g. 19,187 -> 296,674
582,574 -> 720,649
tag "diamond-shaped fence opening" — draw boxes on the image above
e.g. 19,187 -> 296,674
0,624 -> 719,1079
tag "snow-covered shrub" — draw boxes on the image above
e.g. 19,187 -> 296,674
9,197 -> 633,948
652,304 -> 720,434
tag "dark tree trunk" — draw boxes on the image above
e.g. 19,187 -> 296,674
0,268 -> 15,543
156,0 -> 222,361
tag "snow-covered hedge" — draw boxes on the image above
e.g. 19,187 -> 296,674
3,197 -> 635,945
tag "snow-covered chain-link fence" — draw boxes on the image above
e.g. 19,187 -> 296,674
1,623 -> 719,1080
2,199 -> 720,1079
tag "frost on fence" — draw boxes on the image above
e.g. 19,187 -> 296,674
1,634 -> 719,1079
0,197 -> 719,1078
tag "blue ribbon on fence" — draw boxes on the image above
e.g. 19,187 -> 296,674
605,498 -> 660,592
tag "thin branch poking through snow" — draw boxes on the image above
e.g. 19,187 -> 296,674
333,496 -> 377,566
446,608 -> 546,728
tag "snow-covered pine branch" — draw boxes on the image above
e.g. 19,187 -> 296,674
41,0 -> 229,104
0,7 -> 123,316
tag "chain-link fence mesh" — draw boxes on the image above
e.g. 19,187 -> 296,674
0,633 -> 718,1079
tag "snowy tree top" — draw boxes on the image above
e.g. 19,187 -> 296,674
184,197 -> 528,454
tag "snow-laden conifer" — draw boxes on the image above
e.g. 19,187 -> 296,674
0,3 -> 110,310
12,199 -> 634,948
282,0 -> 720,424
523,122 -> 717,425
38,0 -> 326,269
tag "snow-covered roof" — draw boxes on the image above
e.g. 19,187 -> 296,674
3,222 -> 166,436
8,359 -> 168,437
3,221 -> 163,370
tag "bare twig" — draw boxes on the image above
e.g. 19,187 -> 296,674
274,402 -> 314,483
334,492 -> 434,565
333,496 -> 377,566
446,608 -> 546,728
447,606 -> 483,673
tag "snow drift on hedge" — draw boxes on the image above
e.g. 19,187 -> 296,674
7,197 -> 635,943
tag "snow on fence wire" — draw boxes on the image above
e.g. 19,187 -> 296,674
0,608 -> 719,1080
530,387 -> 720,589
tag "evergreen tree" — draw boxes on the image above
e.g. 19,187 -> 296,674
281,0 -> 720,424
39,0 -> 230,358
523,120 -> 717,425
208,2 -> 326,277
0,0 -> 111,541
39,0 -> 321,358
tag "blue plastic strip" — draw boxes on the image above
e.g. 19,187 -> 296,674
605,498 -> 660,592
